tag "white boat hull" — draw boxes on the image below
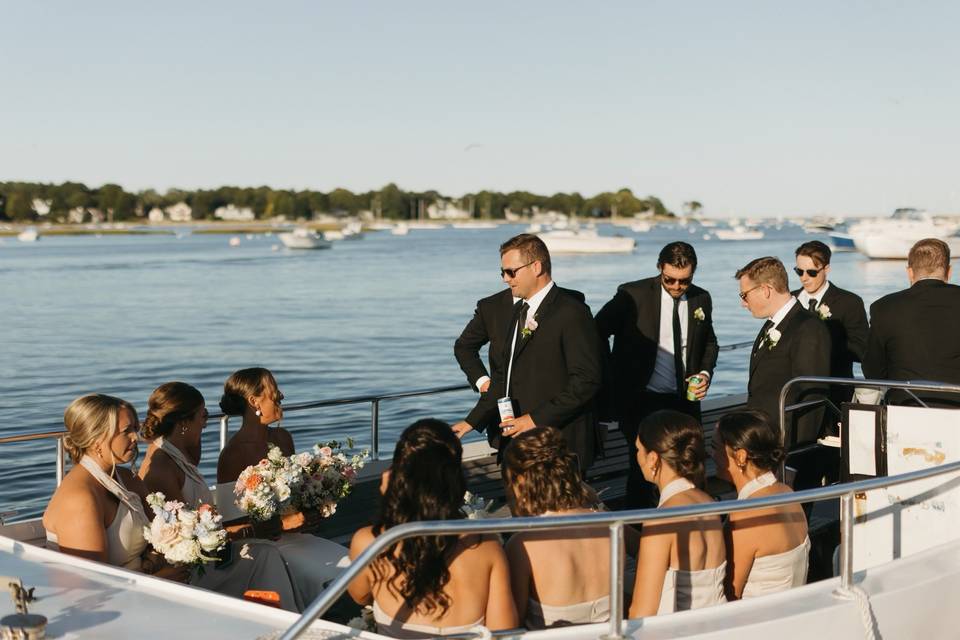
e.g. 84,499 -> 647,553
853,233 -> 960,259
278,231 -> 333,250
539,230 -> 635,254
714,229 -> 764,241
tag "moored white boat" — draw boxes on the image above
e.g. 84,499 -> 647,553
538,228 -> 636,254
714,225 -> 764,241
278,228 -> 333,250
16,228 -> 39,242
850,209 -> 960,259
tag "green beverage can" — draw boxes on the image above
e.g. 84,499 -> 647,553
686,375 -> 702,401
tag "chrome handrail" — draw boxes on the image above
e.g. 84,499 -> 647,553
0,340 -> 758,491
278,457 -> 960,640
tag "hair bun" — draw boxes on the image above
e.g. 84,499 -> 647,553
219,392 -> 246,416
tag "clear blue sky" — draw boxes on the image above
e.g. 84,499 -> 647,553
2,1 -> 958,217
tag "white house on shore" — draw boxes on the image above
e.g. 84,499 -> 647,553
426,200 -> 471,220
148,207 -> 165,223
31,199 -> 52,217
214,204 -> 255,221
166,202 -> 192,222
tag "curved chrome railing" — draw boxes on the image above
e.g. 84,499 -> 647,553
277,456 -> 960,640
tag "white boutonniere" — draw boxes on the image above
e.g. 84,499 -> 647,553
693,307 -> 706,322
763,327 -> 782,350
817,304 -> 832,320
520,316 -> 538,338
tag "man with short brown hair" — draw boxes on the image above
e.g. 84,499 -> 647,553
792,240 -> 868,407
736,257 -> 831,483
864,238 -> 960,406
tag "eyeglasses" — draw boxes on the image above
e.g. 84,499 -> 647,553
661,274 -> 693,286
501,261 -> 534,279
739,284 -> 763,301
794,266 -> 824,278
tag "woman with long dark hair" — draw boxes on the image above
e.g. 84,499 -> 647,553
714,410 -> 808,599
348,418 -> 517,637
502,427 -> 610,629
628,410 -> 727,618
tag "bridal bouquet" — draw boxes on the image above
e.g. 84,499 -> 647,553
235,441 -> 369,521
142,492 -> 227,568
290,440 -> 370,517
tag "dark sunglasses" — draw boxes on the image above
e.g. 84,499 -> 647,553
661,274 -> 692,286
794,267 -> 824,278
501,261 -> 534,279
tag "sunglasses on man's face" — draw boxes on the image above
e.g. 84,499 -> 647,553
501,261 -> 534,279
794,267 -> 824,278
661,274 -> 692,286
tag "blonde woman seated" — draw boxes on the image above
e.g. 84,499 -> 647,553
629,410 -> 727,618
714,410 -> 809,600
503,427 -> 610,629
349,419 -> 517,638
140,381 -> 348,611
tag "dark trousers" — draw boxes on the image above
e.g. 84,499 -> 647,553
621,391 -> 702,510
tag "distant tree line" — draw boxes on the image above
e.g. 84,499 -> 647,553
0,181 -> 677,222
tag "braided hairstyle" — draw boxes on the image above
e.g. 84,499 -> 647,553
372,418 -> 466,616
716,410 -> 786,472
638,409 -> 707,487
62,394 -> 138,464
503,427 -> 593,516
142,382 -> 205,440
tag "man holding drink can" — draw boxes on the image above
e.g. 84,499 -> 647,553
452,234 -> 602,471
595,241 -> 719,508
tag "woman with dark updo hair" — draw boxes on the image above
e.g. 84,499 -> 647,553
628,410 -> 726,618
216,367 -> 294,484
348,419 -> 517,637
714,410 -> 808,600
502,427 -> 610,629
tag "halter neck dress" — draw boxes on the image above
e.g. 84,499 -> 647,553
655,478 -> 727,615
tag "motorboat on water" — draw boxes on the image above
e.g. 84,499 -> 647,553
538,227 -> 636,254
1,377 -> 959,639
849,208 -> 959,259
714,225 -> 764,241
828,231 -> 856,252
390,222 -> 409,236
16,228 -> 39,242
277,228 -> 333,250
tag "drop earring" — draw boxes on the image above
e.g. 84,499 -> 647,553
255,409 -> 262,417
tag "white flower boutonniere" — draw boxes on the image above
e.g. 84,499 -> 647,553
763,327 -> 782,350
693,307 -> 706,322
817,304 -> 832,320
520,316 -> 538,338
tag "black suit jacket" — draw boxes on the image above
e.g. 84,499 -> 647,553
594,276 -> 719,423
863,279 -> 960,406
747,302 -> 831,446
791,282 -> 869,380
460,284 -> 602,467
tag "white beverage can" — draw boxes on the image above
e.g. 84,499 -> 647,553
497,396 -> 515,422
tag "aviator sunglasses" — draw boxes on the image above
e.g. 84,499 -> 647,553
661,274 -> 692,286
793,266 -> 825,278
501,261 -> 534,278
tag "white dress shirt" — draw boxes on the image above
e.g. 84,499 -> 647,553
770,296 -> 798,329
505,281 -> 555,394
646,287 -> 689,394
796,281 -> 830,311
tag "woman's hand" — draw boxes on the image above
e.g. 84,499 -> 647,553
140,550 -> 192,583
280,510 -> 306,532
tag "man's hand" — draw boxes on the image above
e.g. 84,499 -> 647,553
452,421 -> 474,438
686,374 -> 711,401
478,379 -> 491,393
500,414 -> 536,437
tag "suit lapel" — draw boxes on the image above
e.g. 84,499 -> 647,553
501,297 -> 523,365
752,303 -> 803,374
684,289 -> 701,376
513,285 -> 560,361
750,323 -> 768,375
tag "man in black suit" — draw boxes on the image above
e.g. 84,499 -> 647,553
737,257 -> 831,488
864,238 -> 960,407
452,234 -> 602,469
791,241 -> 869,410
595,241 -> 719,507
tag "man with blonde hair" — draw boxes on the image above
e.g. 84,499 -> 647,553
864,238 -> 960,406
736,257 -> 831,488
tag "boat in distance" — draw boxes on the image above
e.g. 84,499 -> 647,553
277,228 -> 333,250
538,228 -> 636,254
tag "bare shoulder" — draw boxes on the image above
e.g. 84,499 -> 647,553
45,472 -> 101,528
349,525 -> 376,559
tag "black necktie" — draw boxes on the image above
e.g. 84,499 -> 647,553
517,302 -> 529,340
808,299 -> 817,313
672,297 -> 685,396
754,319 -> 773,357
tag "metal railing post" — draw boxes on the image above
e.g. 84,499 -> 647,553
219,415 -> 229,452
838,491 -> 855,593
371,399 -> 380,460
56,437 -> 65,487
602,522 -> 626,640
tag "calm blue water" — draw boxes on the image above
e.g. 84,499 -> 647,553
0,224 -> 908,519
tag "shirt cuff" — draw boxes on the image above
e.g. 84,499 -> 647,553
475,376 -> 491,392
698,371 -> 711,381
